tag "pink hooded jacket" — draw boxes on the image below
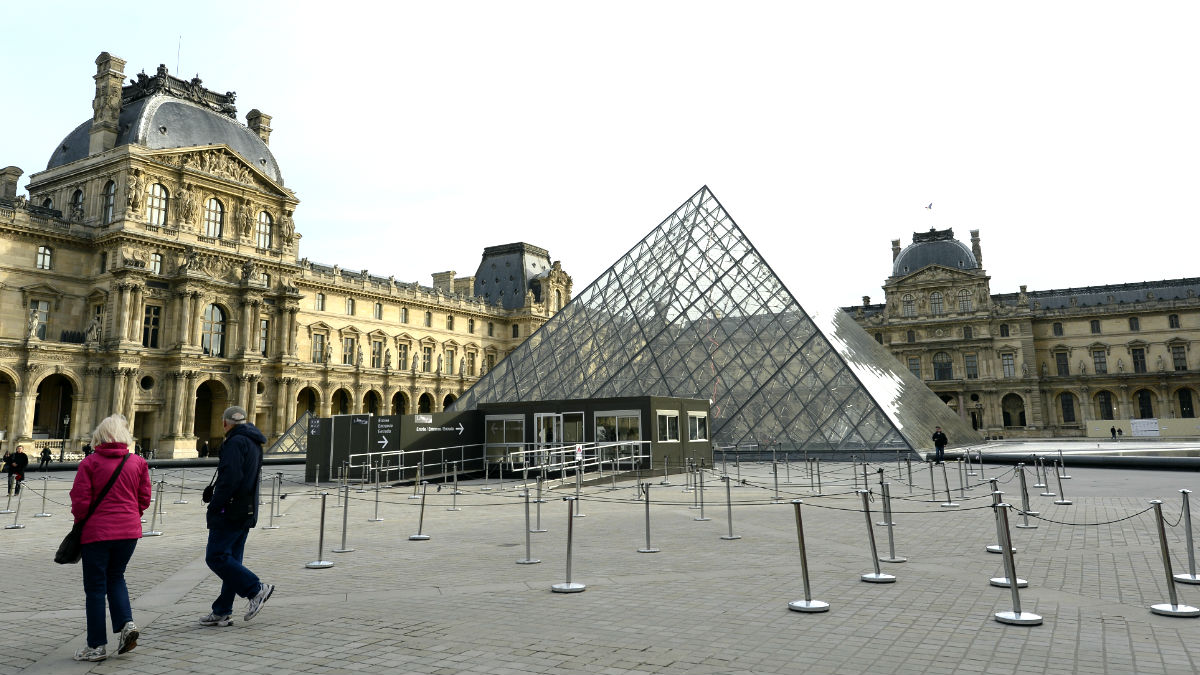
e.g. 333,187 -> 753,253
69,443 -> 152,544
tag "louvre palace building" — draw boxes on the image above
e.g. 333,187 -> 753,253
848,228 -> 1200,439
0,52 -> 571,457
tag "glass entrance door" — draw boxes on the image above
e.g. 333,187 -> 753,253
534,413 -> 563,468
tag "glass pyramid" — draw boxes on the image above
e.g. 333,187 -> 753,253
453,187 -> 980,454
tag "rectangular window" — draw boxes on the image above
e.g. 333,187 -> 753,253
1052,322 -> 1063,336
1090,319 -> 1100,334
99,252 -> 107,273
1129,317 -> 1140,331
964,353 -> 978,379
1092,349 -> 1107,374
374,303 -> 382,320
657,411 -> 679,442
396,344 -> 408,370
422,346 -> 432,372
1001,353 -> 1015,378
466,352 -> 476,377
28,299 -> 49,340
371,339 -> 383,368
1061,396 -> 1076,423
259,319 -> 270,357
36,246 -> 52,270
342,337 -> 356,365
688,413 -> 708,441
1132,347 -> 1147,373
1173,345 -> 1187,371
312,333 -> 326,363
446,315 -> 454,330
315,293 -> 325,311
141,305 -> 161,348
1055,352 -> 1069,376
907,356 -> 921,379
1170,314 -> 1181,329
488,322 -> 495,337
487,353 -> 496,372
400,307 -> 408,323
445,349 -> 456,374
424,312 -> 432,327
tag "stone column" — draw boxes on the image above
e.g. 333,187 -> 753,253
6,391 -> 22,450
175,291 -> 190,348
122,368 -> 138,423
127,285 -> 143,342
239,300 -> 252,355
110,367 -> 126,423
273,377 -> 288,435
180,372 -> 198,438
77,366 -> 102,443
170,371 -> 187,436
319,387 -> 332,417
191,294 -> 204,347
115,284 -> 130,343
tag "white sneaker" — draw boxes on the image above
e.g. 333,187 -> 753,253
73,645 -> 107,662
200,612 -> 232,627
244,583 -> 274,621
117,621 -> 139,654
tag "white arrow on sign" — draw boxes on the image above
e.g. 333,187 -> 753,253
377,436 -> 388,449
457,422 -> 464,435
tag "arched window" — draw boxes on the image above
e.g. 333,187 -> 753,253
147,183 -> 169,225
41,197 -> 53,209
1096,391 -> 1114,420
256,211 -> 273,249
102,181 -> 116,224
929,292 -> 944,315
1135,390 -> 1155,419
957,289 -> 972,312
1060,393 -> 1077,423
203,198 -> 224,238
346,297 -> 356,315
150,253 -> 162,275
36,245 -> 52,270
201,304 -> 226,356
70,189 -> 84,215
933,352 -> 953,380
999,324 -> 1010,337
1178,389 -> 1195,418
902,294 -> 915,317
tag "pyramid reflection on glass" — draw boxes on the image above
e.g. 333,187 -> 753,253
453,187 -> 979,454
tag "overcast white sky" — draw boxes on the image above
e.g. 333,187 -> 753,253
5,2 -> 1198,316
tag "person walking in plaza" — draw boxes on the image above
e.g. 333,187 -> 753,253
931,426 -> 948,464
201,406 -> 273,627
7,445 -> 29,494
69,415 -> 152,662
38,447 -> 52,471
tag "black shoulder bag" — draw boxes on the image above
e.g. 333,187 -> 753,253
55,453 -> 130,564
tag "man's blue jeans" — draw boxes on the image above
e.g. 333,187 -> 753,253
205,523 -> 260,615
81,538 -> 137,648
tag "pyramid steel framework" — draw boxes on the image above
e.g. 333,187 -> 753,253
452,187 -> 979,453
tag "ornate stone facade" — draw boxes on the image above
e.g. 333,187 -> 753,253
0,52 -> 571,457
848,228 -> 1200,438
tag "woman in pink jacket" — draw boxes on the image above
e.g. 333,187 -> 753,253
68,414 -> 152,662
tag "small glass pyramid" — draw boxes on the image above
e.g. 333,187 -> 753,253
453,187 -> 979,454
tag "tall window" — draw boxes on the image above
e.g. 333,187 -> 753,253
373,303 -> 382,320
200,304 -> 225,356
1136,390 -> 1154,418
371,339 -> 383,368
36,245 -> 52,269
488,322 -> 495,337
999,324 -> 1010,337
147,183 -> 168,226
1001,353 -> 1016,378
933,352 -> 953,380
1180,389 -> 1195,418
1053,322 -> 1063,337
1129,317 -> 1140,332
1055,352 -> 1069,376
875,333 -> 884,344
688,413 -> 708,441
1173,345 -> 1188,371
1169,314 -> 1181,329
423,311 -> 432,327
902,294 -> 915,317
957,289 -> 972,312
512,324 -> 519,338
907,356 -> 921,379
346,297 -> 356,315
71,189 -> 83,214
315,293 -> 325,311
259,319 -> 270,357
42,197 -> 53,209
256,211 -> 273,248
150,253 -> 162,275
142,305 -> 161,348
421,346 -> 432,372
486,353 -> 496,372
929,292 -> 944,315
99,252 -> 107,273
1061,393 -> 1077,423
343,337 -> 356,365
466,352 -> 476,376
468,318 -> 475,334
28,299 -> 49,340
1092,349 -> 1107,374
400,307 -> 408,323
963,326 -> 973,339
964,353 -> 978,379
1097,391 -> 1114,420
555,289 -> 563,311
1131,347 -> 1147,373
1090,319 -> 1101,334
396,343 -> 408,370
312,333 -> 326,363
102,181 -> 116,224
203,198 -> 224,237
906,330 -> 915,343
446,315 -> 454,330
445,348 -> 456,374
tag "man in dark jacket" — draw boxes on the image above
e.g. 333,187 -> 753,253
7,446 -> 29,494
201,406 -> 273,627
931,427 -> 948,464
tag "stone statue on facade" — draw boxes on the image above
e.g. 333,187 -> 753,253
84,315 -> 101,344
459,357 -> 465,376
356,345 -> 364,367
412,354 -> 418,371
325,343 -> 332,364
384,349 -> 391,370
436,354 -> 443,373
27,307 -> 40,340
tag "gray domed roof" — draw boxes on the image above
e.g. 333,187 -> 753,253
47,95 -> 283,184
892,228 -> 977,277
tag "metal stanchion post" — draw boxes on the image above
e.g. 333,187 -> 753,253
940,462 -> 959,507
369,468 -> 384,522
858,490 -> 895,583
1057,448 -> 1071,479
305,492 -> 334,568
410,462 -> 423,499
333,466 -> 344,508
695,469 -> 710,521
531,473 -> 546,533
0,490 -> 13,515
332,484 -> 355,553
957,459 -> 966,498
906,456 -> 913,494
1052,460 -> 1072,505
977,450 -> 986,481
993,503 -> 1041,625
34,476 -> 52,517
453,461 -> 462,495
927,460 -> 938,502
1033,456 -> 1047,489
551,497 -> 586,593
661,456 -> 671,486
808,458 -> 814,492
1015,464 -> 1038,529
785,450 -> 792,484
1149,500 -> 1200,616
1175,489 -> 1199,584
1039,457 -> 1057,497
175,468 -> 189,504
815,458 -> 822,495
4,487 -> 25,529
880,483 -> 905,563
861,461 -> 869,492
274,473 -> 285,518
772,461 -> 782,503
720,476 -> 740,540
311,464 -> 322,498
876,469 -> 888,525
966,447 -> 976,477
409,482 -> 431,540
787,499 -> 829,612
262,474 -> 279,529
638,483 -> 660,552
573,463 -> 586,518
989,496 -> 1027,587
736,454 -> 741,485
143,481 -> 163,536
517,490 -> 540,564
985,487 -> 1014,554
482,458 -> 492,491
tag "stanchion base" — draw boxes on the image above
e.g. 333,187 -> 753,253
0,509 -> 12,514
408,495 -> 421,500
262,525 -> 280,530
788,599 -> 830,612
1023,511 -> 1041,516
1033,484 -> 1046,489
447,507 -> 462,512
986,545 -> 1017,554
34,513 -> 51,518
174,500 -> 189,504
861,573 -> 896,583
880,556 -> 907,563
305,560 -> 334,569
720,535 -> 742,540
989,577 -> 1028,588
1151,602 -> 1200,617
940,503 -> 960,508
659,481 -> 672,486
876,521 -> 893,526
1059,475 -> 1072,480
573,513 -> 587,518
551,582 -> 586,593
1054,499 -> 1072,505
1039,492 -> 1057,497
529,528 -> 547,533
368,518 -> 384,522
409,534 -> 430,541
694,516 -> 711,521
143,530 -> 162,536
332,547 -> 355,553
516,558 -> 541,564
481,487 -> 493,491
535,499 -> 547,503
4,524 -> 25,529
637,547 -> 661,553
689,505 -> 701,509
1174,573 -> 1200,585
995,610 -> 1042,625
1015,523 -> 1039,529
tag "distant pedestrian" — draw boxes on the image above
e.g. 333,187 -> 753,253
6,445 -> 28,494
39,447 -> 52,471
199,440 -> 209,458
69,415 -> 152,662
931,426 -> 948,464
201,406 -> 273,628
83,443 -> 94,458
1110,426 -> 1117,440
1117,428 -> 1123,438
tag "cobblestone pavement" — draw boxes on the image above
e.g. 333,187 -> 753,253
3,450 -> 1200,675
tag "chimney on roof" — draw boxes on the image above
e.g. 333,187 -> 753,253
891,239 -> 901,262
246,109 -> 272,145
89,52 -> 126,155
970,229 -> 982,266
0,166 -> 22,200
432,271 -> 456,294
